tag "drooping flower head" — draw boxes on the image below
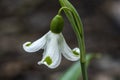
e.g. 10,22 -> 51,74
23,15 -> 80,69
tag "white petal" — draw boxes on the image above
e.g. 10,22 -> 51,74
60,34 -> 80,61
38,33 -> 61,69
23,31 -> 50,53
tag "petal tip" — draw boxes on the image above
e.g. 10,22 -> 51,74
23,42 -> 32,47
23,41 -> 33,52
73,47 -> 80,55
37,61 -> 43,65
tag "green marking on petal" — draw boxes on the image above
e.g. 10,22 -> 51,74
73,51 -> 79,56
25,42 -> 32,46
44,56 -> 52,65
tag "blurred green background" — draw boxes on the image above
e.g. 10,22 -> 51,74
0,0 -> 120,80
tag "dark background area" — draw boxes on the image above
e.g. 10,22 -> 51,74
0,0 -> 120,80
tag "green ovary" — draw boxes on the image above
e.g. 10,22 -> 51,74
50,15 -> 64,33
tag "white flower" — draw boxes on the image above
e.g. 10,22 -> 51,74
23,31 -> 80,69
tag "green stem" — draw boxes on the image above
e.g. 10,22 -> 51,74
58,7 -> 72,15
81,63 -> 88,80
59,0 -> 88,80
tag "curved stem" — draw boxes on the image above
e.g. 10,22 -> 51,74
59,0 -> 88,80
58,7 -> 72,15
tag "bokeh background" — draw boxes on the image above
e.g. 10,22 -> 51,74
0,0 -> 120,80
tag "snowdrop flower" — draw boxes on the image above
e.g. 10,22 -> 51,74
23,15 -> 80,69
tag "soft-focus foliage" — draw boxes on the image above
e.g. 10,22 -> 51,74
59,54 -> 96,80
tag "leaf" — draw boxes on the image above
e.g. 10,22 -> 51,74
59,54 -> 98,80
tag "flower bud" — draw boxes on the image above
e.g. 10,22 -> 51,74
50,15 -> 64,33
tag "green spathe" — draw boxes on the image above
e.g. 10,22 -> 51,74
50,15 -> 64,33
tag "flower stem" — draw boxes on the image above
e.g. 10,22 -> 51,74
59,0 -> 88,80
77,30 -> 88,80
58,7 -> 72,15
81,62 -> 88,80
